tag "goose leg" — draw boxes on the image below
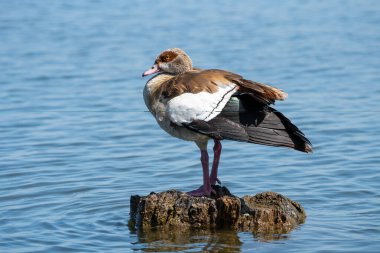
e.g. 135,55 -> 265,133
210,140 -> 222,185
187,141 -> 212,196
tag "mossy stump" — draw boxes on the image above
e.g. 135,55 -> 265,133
129,185 -> 306,234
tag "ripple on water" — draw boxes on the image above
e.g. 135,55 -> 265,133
1,0 -> 380,252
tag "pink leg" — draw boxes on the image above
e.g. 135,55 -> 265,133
210,140 -> 222,185
187,150 -> 212,197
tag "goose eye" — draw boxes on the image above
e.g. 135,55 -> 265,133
160,55 -> 170,62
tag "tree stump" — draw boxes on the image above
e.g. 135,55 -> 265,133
129,186 -> 306,234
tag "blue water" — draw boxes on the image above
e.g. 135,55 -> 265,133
1,0 -> 380,252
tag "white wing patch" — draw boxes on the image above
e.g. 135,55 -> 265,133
166,83 -> 236,125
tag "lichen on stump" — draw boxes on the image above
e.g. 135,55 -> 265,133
129,186 -> 306,234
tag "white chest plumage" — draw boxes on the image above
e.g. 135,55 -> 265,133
144,76 -> 237,142
167,83 -> 236,125
143,74 -> 210,142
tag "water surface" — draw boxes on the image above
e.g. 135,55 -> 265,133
1,0 -> 380,252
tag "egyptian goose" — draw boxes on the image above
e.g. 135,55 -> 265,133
142,48 -> 312,197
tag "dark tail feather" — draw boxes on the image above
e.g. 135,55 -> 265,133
244,108 -> 312,153
216,94 -> 312,153
185,95 -> 312,153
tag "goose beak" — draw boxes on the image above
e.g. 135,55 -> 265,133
142,64 -> 160,77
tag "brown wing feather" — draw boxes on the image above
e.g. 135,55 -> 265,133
223,73 -> 287,104
152,69 -> 287,105
196,69 -> 287,104
152,69 -> 229,99
235,79 -> 287,101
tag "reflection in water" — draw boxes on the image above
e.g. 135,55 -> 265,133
253,231 -> 289,242
130,227 -> 291,252
131,228 -> 241,252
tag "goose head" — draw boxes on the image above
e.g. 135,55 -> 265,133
142,48 -> 193,77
